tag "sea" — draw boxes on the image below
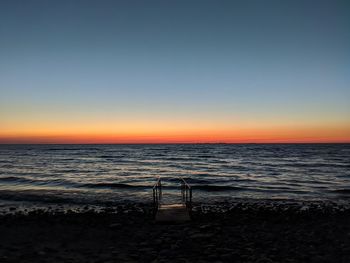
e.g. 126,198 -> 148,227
0,144 -> 349,207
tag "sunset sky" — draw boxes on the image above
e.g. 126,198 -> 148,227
1,0 -> 349,143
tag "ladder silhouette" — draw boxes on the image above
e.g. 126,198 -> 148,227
153,177 -> 192,223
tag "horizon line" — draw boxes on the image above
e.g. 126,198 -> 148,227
1,142 -> 350,145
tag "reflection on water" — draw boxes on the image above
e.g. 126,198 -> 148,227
0,144 -> 349,205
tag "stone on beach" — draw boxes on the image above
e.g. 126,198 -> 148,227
0,201 -> 350,262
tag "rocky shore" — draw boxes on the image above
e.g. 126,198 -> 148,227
0,201 -> 349,263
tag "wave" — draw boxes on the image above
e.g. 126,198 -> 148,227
163,157 -> 192,161
0,164 -> 15,168
163,177 -> 213,184
98,155 -> 125,159
181,178 -> 213,184
43,148 -> 78,151
284,162 -> 350,169
332,189 -> 350,194
81,183 -> 150,189
80,182 -> 245,191
81,182 -> 251,192
0,176 -> 34,183
193,185 -> 246,191
0,176 -> 82,188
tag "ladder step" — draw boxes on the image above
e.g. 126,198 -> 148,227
155,203 -> 190,223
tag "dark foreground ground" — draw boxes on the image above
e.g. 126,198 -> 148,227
0,202 -> 350,263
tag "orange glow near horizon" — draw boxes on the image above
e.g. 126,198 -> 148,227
1,121 -> 349,144
1,1 -> 350,145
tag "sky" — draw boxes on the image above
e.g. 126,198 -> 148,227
0,0 -> 349,143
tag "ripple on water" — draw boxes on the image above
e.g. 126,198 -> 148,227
0,144 -> 349,204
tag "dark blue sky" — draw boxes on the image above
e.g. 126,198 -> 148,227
0,0 -> 349,142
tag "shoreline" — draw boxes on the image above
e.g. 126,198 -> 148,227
1,198 -> 350,214
1,201 -> 349,262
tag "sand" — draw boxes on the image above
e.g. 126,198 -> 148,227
0,201 -> 349,262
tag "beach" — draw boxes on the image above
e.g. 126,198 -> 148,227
1,201 -> 349,263
1,145 -> 349,262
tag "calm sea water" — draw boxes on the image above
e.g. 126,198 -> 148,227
0,144 -> 349,205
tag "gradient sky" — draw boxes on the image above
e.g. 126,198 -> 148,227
1,0 -> 349,143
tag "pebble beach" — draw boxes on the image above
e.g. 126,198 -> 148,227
1,200 -> 349,263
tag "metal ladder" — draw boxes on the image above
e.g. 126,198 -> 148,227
152,177 -> 192,218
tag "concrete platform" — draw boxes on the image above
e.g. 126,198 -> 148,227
155,203 -> 190,223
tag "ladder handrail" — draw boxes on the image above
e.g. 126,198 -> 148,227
180,177 -> 192,211
153,176 -> 162,190
180,177 -> 191,189
152,176 -> 162,213
152,177 -> 192,213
